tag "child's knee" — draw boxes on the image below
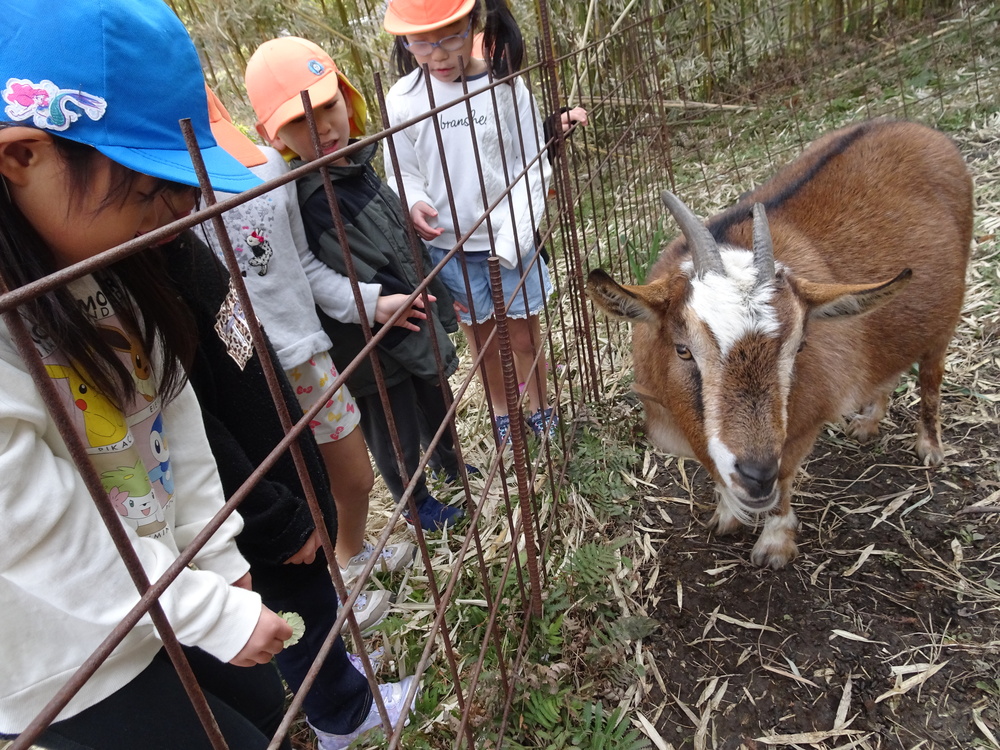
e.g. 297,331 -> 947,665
509,324 -> 540,355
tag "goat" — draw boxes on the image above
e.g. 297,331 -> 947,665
587,120 -> 972,569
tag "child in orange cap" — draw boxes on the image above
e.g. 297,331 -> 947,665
245,37 -> 475,540
180,86 -> 426,750
199,87 -> 419,631
382,0 -> 561,447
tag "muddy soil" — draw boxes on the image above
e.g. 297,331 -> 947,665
636,398 -> 1000,749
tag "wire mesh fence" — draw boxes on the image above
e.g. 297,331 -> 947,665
2,0 -> 998,748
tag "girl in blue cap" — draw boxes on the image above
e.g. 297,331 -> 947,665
0,1 -> 293,747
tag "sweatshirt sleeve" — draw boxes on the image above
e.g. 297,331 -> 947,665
0,343 -> 260,664
384,89 -> 435,211
165,382 -> 250,584
286,176 -> 381,325
493,79 -> 553,270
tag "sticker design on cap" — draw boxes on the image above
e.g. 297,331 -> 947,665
3,78 -> 107,132
308,60 -> 325,75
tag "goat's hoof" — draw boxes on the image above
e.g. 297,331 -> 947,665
845,417 -> 880,443
916,440 -> 944,466
709,507 -> 742,536
751,537 -> 798,569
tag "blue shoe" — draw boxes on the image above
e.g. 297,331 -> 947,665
527,407 -> 559,439
404,494 -> 464,531
437,463 -> 481,484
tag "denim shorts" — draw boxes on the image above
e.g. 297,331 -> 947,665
428,246 -> 554,325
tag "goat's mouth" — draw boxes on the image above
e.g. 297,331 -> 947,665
730,484 -> 779,514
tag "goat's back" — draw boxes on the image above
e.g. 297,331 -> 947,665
645,119 -> 972,425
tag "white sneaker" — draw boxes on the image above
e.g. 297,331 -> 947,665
311,675 -> 419,750
339,540 -> 417,588
338,588 -> 391,633
347,646 -> 385,676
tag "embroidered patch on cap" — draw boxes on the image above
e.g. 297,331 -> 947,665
307,60 -> 325,75
3,78 -> 107,132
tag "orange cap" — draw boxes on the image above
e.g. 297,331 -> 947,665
383,0 -> 475,35
245,37 -> 368,142
205,86 -> 267,168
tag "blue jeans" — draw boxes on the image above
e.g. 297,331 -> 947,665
253,549 -> 372,735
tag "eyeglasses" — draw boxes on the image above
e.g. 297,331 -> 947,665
403,18 -> 473,56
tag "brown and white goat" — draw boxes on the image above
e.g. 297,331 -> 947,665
587,120 -> 972,569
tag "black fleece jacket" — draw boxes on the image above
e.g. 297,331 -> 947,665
293,143 -> 459,399
165,232 -> 336,572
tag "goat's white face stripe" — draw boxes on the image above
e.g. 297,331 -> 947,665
708,435 -> 744,516
686,248 -> 779,357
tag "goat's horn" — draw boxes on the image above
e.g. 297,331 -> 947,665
751,203 -> 776,287
661,191 -> 724,278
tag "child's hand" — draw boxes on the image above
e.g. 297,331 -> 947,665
410,201 -> 444,241
375,293 -> 436,332
453,299 -> 469,315
561,106 -> 589,132
284,529 -> 321,565
230,606 -> 292,666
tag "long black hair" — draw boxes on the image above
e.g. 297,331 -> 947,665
0,127 -> 196,409
391,0 -> 525,84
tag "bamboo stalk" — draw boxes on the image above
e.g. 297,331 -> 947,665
576,95 -> 756,111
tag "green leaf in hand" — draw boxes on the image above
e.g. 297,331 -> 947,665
277,611 -> 305,648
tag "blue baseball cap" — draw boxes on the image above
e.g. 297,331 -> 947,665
1,0 -> 261,194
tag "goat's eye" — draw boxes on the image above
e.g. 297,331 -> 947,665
675,345 -> 692,360
797,339 -> 807,353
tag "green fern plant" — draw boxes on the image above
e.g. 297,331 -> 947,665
523,688 -> 566,732
565,540 -> 626,587
569,702 -> 653,750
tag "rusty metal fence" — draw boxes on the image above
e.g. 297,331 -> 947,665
2,0 -> 997,748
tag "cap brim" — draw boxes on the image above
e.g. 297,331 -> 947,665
261,72 -> 368,141
383,0 -> 474,34
261,73 -> 341,142
211,118 -> 268,168
97,142 -> 263,194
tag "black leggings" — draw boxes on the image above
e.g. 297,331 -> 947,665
29,648 -> 292,750
358,376 -> 458,503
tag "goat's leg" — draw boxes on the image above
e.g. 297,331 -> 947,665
915,349 -> 947,466
751,477 -> 798,569
709,485 -> 745,535
846,379 -> 895,442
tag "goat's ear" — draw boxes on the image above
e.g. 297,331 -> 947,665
798,269 -> 913,320
586,269 -> 666,322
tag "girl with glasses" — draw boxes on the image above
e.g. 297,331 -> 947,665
383,0 -> 561,446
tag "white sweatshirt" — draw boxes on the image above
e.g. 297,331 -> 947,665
383,70 -> 552,270
198,146 -> 381,370
0,276 -> 260,733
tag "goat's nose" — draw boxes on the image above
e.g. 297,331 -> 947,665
735,458 -> 779,498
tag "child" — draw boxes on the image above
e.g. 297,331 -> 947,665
383,0 -> 559,446
198,87 -> 418,624
244,37 -> 472,530
166,230 -> 417,750
0,1 -> 291,747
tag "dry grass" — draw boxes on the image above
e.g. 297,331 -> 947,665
587,77 -> 1000,750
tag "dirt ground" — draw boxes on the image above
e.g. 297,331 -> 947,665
632,387 -> 1000,748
